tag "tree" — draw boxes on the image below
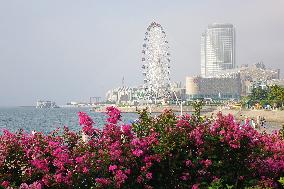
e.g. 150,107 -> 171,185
268,85 -> 284,107
250,87 -> 268,101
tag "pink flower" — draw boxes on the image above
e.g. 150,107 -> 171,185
31,159 -> 49,172
42,175 -> 51,187
75,156 -> 84,164
19,183 -> 29,189
2,105 -> 284,188
109,164 -> 118,172
185,160 -> 193,167
54,173 -> 63,183
78,112 -> 95,136
125,169 -> 131,175
121,124 -> 132,134
132,149 -> 143,157
30,181 -> 43,189
202,159 -> 212,168
83,167 -> 89,173
176,118 -> 191,128
1,181 -> 9,188
141,166 -> 147,172
106,106 -> 121,124
95,178 -> 111,186
137,175 -> 143,183
192,183 -> 199,189
144,185 -> 153,189
146,172 -> 152,180
115,170 -> 128,187
180,175 -> 188,181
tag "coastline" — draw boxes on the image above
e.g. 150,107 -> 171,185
93,105 -> 217,113
116,106 -> 284,133
93,105 -> 284,133
212,109 -> 284,124
209,109 -> 284,133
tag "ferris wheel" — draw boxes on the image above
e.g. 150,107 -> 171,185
142,22 -> 171,102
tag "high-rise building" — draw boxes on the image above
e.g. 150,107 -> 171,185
201,23 -> 235,77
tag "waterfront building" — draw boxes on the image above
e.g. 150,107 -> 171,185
185,76 -> 241,100
187,62 -> 280,99
211,62 -> 280,95
201,23 -> 235,77
105,83 -> 186,105
105,86 -> 145,105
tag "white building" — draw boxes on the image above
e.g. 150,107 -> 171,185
105,86 -> 145,105
201,23 -> 235,77
197,62 -> 280,96
185,76 -> 241,100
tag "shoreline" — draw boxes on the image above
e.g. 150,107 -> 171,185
209,109 -> 284,133
95,105 -> 284,124
93,105 -> 217,113
212,109 -> 284,124
92,105 -> 284,133
115,106 -> 284,133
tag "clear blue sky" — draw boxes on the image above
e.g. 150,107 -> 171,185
0,0 -> 283,106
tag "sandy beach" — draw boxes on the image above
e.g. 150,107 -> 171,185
210,109 -> 284,133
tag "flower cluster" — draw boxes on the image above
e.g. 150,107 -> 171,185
1,107 -> 284,188
106,106 -> 121,124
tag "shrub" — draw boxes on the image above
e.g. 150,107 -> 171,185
1,106 -> 284,188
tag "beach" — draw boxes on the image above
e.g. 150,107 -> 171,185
211,109 -> 284,133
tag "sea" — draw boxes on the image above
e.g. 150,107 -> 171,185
0,107 -> 281,135
0,107 -> 138,134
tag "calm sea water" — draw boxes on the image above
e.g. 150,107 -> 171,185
1,107 -> 281,135
0,107 -> 138,134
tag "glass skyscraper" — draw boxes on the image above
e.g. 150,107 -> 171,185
201,23 -> 235,77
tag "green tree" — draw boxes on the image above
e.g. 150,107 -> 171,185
250,87 -> 268,102
268,85 -> 284,107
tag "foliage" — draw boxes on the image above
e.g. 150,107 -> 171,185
278,177 -> 284,187
250,87 -> 268,102
1,106 -> 284,188
244,85 -> 284,108
269,85 -> 284,107
192,100 -> 204,121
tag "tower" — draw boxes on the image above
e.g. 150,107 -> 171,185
201,23 -> 235,77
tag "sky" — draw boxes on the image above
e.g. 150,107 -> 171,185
0,0 -> 283,106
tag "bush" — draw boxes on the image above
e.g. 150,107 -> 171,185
1,106 -> 284,188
